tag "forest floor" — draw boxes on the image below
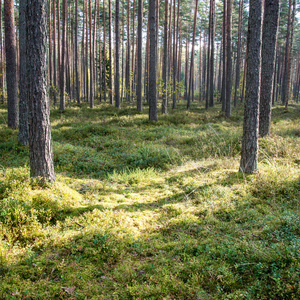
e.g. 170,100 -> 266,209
0,100 -> 299,299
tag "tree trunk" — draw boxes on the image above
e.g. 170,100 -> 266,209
75,0 -> 80,103
103,0 -> 107,102
187,0 -> 198,110
89,0 -> 94,108
60,0 -> 66,111
27,0 -> 55,182
137,0 -> 143,111
126,1 -> 131,102
4,0 -> 18,128
115,0 -> 120,108
162,0 -> 168,114
0,0 -> 3,104
259,0 -> 280,137
53,0 -> 57,105
149,0 -> 157,121
221,0 -> 226,112
233,0 -> 243,107
284,0 -> 296,109
225,0 -> 232,117
108,0 -> 113,104
240,0 -> 263,174
18,0 -> 28,145
209,0 -> 215,107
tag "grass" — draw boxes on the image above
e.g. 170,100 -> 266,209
0,100 -> 299,299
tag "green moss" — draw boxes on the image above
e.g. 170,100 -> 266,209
0,102 -> 299,299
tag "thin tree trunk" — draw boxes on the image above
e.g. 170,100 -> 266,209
137,0 -> 143,111
149,0 -> 157,121
225,0 -> 232,117
103,0 -> 107,102
53,0 -> 57,105
233,0 -> 243,107
4,0 -> 18,128
108,0 -> 113,104
209,0 -> 215,107
284,0 -> 296,109
0,0 -> 3,104
18,0 -> 28,145
75,0 -> 80,103
60,0 -> 66,111
187,0 -> 198,110
221,0 -> 226,111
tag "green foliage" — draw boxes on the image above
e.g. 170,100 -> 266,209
0,103 -> 299,299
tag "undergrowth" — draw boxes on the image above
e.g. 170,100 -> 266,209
0,102 -> 299,299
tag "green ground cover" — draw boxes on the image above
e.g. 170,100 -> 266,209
0,102 -> 299,299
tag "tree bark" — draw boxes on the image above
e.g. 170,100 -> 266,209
137,0 -> 143,111
108,0 -> 113,104
225,0 -> 232,117
162,0 -> 168,114
221,0 -> 226,112
259,0 -> 280,137
4,0 -> 18,128
187,0 -> 198,110
18,0 -> 28,145
233,0 -> 243,107
240,0 -> 263,174
89,0 -> 94,108
75,0 -> 80,103
27,0 -> 55,182
0,0 -> 3,104
60,0 -> 66,111
115,0 -> 121,108
103,0 -> 107,102
149,0 -> 157,121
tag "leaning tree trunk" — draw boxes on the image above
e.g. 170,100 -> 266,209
4,0 -> 18,128
27,0 -> 55,182
18,0 -> 28,145
259,0 -> 280,137
240,0 -> 263,174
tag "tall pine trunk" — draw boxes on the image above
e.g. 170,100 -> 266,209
149,0 -> 157,121
162,0 -> 168,114
18,0 -> 28,145
233,0 -> 243,107
115,0 -> 120,108
27,0 -> 55,182
259,0 -> 280,137
240,0 -> 263,173
137,0 -> 143,111
4,0 -> 18,128
60,0 -> 66,111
